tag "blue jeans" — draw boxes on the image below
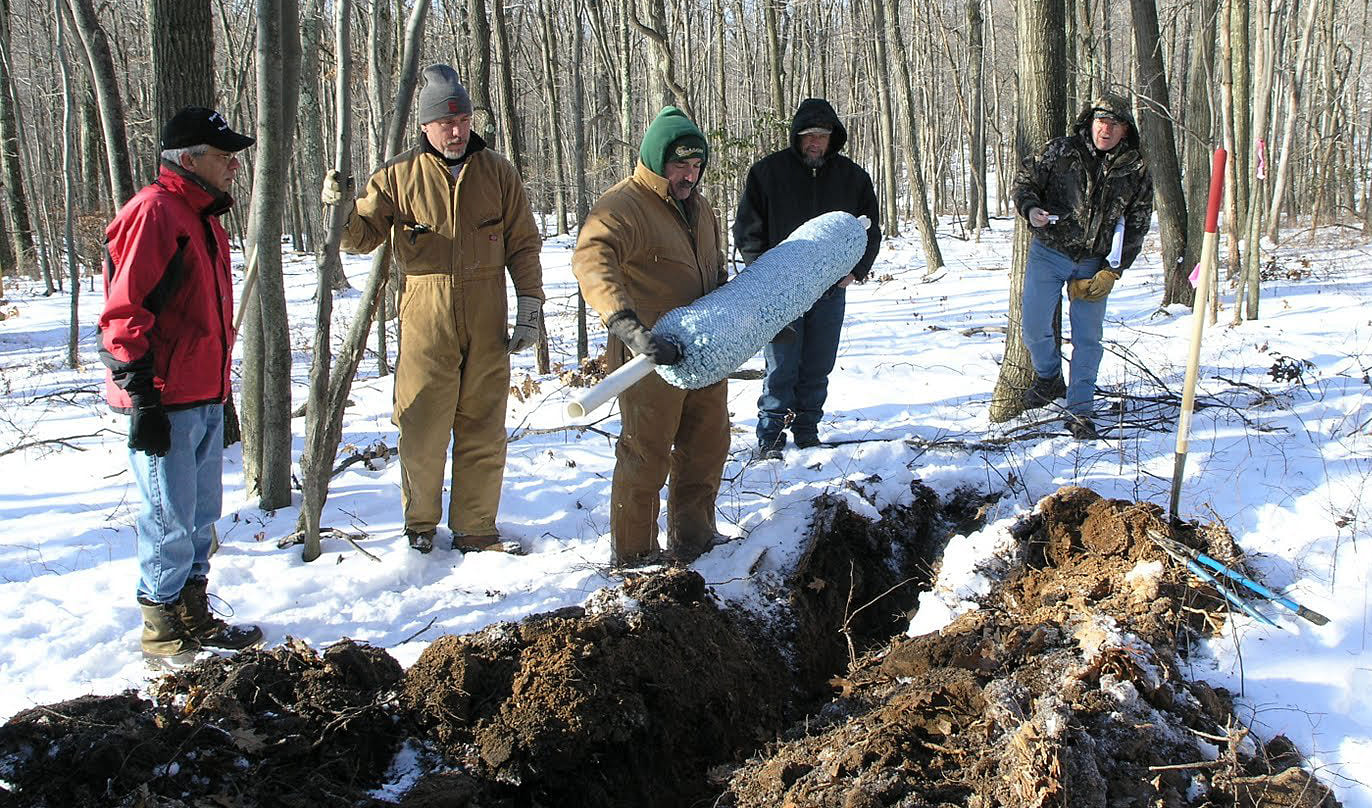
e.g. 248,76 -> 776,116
757,285 -> 846,446
130,403 -> 224,603
1021,240 -> 1107,416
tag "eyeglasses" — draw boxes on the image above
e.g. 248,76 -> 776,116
201,150 -> 237,162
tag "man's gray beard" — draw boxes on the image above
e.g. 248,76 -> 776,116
803,154 -> 825,169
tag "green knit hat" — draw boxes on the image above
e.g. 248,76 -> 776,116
639,106 -> 709,177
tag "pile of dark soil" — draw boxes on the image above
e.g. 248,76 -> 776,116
0,484 -> 1340,808
722,486 -> 1341,808
0,639 -> 404,807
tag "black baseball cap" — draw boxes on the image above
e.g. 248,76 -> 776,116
161,106 -> 255,152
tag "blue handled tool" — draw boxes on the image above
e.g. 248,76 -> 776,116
1148,530 -> 1330,627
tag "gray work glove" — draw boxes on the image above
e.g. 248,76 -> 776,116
321,169 -> 355,206
507,295 -> 542,354
606,310 -> 681,365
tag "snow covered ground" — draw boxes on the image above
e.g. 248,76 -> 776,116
0,214 -> 1368,806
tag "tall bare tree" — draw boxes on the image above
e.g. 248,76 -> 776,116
0,0 -> 35,278
990,0 -> 1067,423
55,0 -> 78,367
239,0 -> 301,508
296,0 -> 354,563
1130,0 -> 1191,306
63,0 -> 134,204
145,0 -> 213,126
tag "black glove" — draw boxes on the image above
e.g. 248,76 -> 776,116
606,310 -> 681,365
129,399 -> 171,457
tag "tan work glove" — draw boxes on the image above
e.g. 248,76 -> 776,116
507,296 -> 542,354
320,169 -> 355,206
1067,269 -> 1120,302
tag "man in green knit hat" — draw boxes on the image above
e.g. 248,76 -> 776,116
572,107 -> 730,566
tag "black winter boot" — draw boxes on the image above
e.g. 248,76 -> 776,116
175,577 -> 264,651
406,528 -> 436,554
1066,416 -> 1099,440
1022,374 -> 1067,409
139,598 -> 201,666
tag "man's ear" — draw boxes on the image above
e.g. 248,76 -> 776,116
178,152 -> 197,172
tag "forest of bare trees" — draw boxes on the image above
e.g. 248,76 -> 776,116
0,0 -> 1365,496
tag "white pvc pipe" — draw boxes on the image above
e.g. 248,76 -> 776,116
565,353 -> 656,419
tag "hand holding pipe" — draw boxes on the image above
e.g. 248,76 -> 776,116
565,212 -> 869,420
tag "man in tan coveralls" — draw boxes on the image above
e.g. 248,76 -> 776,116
323,65 -> 543,554
572,106 -> 730,566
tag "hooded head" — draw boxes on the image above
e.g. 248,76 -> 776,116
1074,92 -> 1139,153
639,106 -> 709,178
789,99 -> 848,164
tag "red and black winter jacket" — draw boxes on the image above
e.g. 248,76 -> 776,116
99,163 -> 236,414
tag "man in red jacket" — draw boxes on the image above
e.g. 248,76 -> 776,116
99,107 -> 263,665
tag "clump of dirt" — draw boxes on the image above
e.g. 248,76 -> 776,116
722,485 -> 1341,808
0,638 -> 404,807
399,567 -> 789,807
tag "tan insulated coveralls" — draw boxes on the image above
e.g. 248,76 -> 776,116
572,162 -> 730,561
341,136 -> 543,536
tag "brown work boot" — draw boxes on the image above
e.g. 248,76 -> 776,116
452,531 -> 519,553
139,597 -> 201,666
175,577 -> 264,652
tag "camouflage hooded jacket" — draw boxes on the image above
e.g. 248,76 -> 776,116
1010,96 -> 1154,273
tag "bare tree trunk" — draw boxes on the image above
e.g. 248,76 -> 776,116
867,0 -> 899,237
1263,0 -> 1320,241
308,0 -> 430,538
967,0 -> 989,234
762,0 -> 784,115
1218,0 -> 1242,279
297,0 -> 335,276
145,0 -> 214,124
63,0 -> 134,204
881,0 -> 946,269
1229,0 -> 1251,218
1235,0 -> 1273,322
296,0 -> 354,562
466,0 -> 494,136
632,0 -> 694,119
366,0 -> 394,171
538,0 -> 567,236
990,0 -> 1066,423
0,0 -> 35,276
240,0 -> 301,509
492,0 -> 525,172
1183,0 -> 1219,320
56,0 -> 79,368
1130,0 -> 1191,307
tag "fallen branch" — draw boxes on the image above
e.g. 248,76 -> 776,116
1,430 -> 115,457
395,616 -> 438,646
28,385 -> 100,404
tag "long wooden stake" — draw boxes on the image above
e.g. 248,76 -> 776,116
1169,149 -> 1228,522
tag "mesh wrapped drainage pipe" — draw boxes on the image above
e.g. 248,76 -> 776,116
567,211 -> 868,419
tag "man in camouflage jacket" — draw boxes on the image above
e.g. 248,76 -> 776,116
1010,92 -> 1154,439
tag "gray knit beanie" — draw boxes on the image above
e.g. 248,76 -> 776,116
417,64 -> 473,124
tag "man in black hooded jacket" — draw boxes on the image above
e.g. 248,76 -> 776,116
733,98 -> 881,459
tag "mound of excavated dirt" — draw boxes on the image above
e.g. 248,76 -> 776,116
722,486 -> 1341,808
0,639 -> 404,807
0,484 -> 1340,808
